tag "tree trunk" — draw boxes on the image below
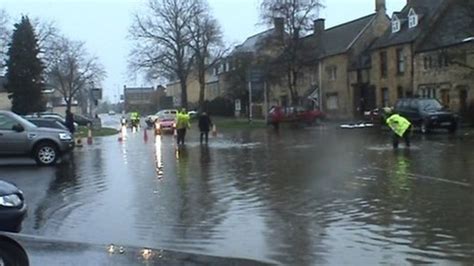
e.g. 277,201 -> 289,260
66,97 -> 72,113
291,69 -> 299,105
180,78 -> 188,109
198,69 -> 206,112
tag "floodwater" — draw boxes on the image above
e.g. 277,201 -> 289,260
2,117 -> 474,265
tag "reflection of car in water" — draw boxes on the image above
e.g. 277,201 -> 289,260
394,98 -> 458,134
268,106 -> 325,126
0,180 -> 26,233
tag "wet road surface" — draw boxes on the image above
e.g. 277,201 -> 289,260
1,117 -> 474,265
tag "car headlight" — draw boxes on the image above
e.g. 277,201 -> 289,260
0,194 -> 22,207
59,133 -> 72,140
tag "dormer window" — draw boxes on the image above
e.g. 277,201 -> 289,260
392,14 -> 400,33
408,8 -> 418,28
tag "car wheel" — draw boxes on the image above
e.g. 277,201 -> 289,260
34,142 -> 58,166
0,236 -> 29,266
420,120 -> 430,134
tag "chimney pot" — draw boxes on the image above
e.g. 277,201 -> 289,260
314,18 -> 325,35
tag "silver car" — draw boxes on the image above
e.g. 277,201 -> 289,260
0,111 -> 75,166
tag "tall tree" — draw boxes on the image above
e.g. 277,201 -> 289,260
130,0 -> 202,109
260,0 -> 322,105
5,16 -> 45,114
188,0 -> 226,111
47,36 -> 106,112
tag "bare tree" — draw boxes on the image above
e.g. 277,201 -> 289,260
47,36 -> 106,112
260,0 -> 323,105
130,0 -> 202,109
0,9 -> 10,71
189,1 -> 226,111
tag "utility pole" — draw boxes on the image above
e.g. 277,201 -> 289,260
263,81 -> 268,123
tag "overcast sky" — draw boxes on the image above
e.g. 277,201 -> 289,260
1,0 -> 405,102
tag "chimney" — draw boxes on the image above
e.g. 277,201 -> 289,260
274,17 -> 284,37
375,0 -> 386,13
314,19 -> 325,35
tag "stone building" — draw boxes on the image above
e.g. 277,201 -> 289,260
413,0 -> 474,115
294,0 -> 390,119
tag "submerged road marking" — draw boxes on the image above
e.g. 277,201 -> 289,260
368,167 -> 472,188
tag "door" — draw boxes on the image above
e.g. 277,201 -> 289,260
0,114 -> 29,155
459,89 -> 468,115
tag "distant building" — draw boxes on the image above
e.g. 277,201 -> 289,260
124,85 -> 169,114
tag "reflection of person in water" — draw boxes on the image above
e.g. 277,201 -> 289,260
176,147 -> 189,187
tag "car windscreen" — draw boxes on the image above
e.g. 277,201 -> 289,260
8,113 -> 38,128
419,99 -> 443,111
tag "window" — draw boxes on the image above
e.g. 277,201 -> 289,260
213,67 -> 218,75
381,87 -> 389,107
326,93 -> 339,110
440,89 -> 450,107
396,48 -> 405,74
408,8 -> 418,28
420,88 -> 436,98
397,86 -> 404,98
424,56 -> 433,70
327,66 -> 337,80
380,51 -> 387,78
0,114 -> 17,130
392,15 -> 400,33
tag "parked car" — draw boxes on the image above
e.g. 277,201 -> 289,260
146,109 -> 178,127
394,98 -> 458,133
0,111 -> 75,166
25,117 -> 69,131
268,106 -> 325,126
73,114 -> 92,126
108,110 -> 116,115
0,180 -> 26,233
25,113 -> 78,129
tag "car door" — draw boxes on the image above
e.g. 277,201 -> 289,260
0,114 -> 30,155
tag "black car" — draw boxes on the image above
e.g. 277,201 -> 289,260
0,180 -> 26,233
25,117 -> 69,131
394,98 -> 458,133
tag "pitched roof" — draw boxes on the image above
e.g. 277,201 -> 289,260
231,29 -> 277,55
300,14 -> 377,63
417,1 -> 474,52
371,0 -> 447,49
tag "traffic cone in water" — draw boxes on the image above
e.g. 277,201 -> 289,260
75,137 -> 83,147
118,128 -> 123,142
87,128 -> 93,145
212,125 -> 217,137
144,128 -> 148,142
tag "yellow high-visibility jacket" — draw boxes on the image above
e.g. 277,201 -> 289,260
386,114 -> 411,137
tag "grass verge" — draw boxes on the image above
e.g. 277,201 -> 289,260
208,117 -> 267,130
75,126 -> 119,138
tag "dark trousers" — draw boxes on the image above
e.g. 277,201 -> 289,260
393,127 -> 411,148
200,131 -> 209,144
177,128 -> 186,145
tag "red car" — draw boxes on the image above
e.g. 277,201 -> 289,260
155,115 -> 176,134
269,106 -> 325,126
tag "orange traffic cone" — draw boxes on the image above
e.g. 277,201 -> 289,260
87,128 -> 93,145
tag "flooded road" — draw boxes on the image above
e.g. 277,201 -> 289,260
1,119 -> 474,265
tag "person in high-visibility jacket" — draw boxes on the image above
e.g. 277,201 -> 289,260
384,107 -> 412,149
175,109 -> 191,145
